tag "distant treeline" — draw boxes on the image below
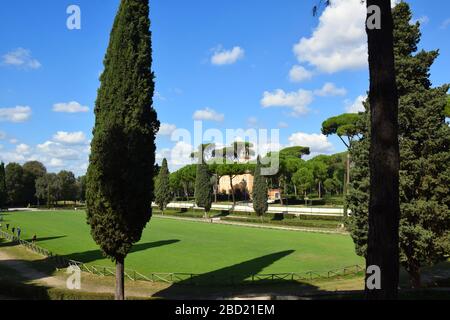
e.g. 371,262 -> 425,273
0,161 -> 85,207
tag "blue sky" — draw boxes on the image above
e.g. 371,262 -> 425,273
0,0 -> 449,175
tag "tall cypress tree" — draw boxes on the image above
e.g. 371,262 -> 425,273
253,156 -> 268,221
195,161 -> 212,218
86,0 -> 159,300
155,159 -> 172,214
347,2 -> 450,288
0,162 -> 7,210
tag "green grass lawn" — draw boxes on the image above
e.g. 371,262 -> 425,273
1,210 -> 363,277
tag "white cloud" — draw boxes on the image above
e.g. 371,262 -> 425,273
289,65 -> 313,82
170,141 -> 194,166
247,117 -> 259,127
158,123 -> 177,136
53,131 -> 87,145
0,131 -> 6,140
193,108 -> 225,122
441,18 -> 450,29
412,16 -> 429,25
36,141 -> 80,160
155,91 -> 166,101
288,132 -> 334,154
49,158 -> 64,168
211,46 -> 245,65
346,95 -> 367,113
293,0 -> 367,73
0,152 -> 26,163
52,101 -> 89,113
261,89 -> 314,116
314,82 -> 347,97
0,106 -> 32,123
2,48 -> 41,70
16,144 -> 31,155
9,139 -> 18,145
278,122 -> 289,129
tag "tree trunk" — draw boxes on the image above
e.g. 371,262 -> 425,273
279,177 -> 284,206
318,181 -> 322,199
229,176 -> 236,206
115,256 -> 125,300
408,263 -> 421,289
346,153 -> 351,193
365,0 -> 400,300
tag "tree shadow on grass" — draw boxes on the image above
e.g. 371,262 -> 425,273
155,250 -> 322,299
62,239 -> 180,265
0,236 -> 67,249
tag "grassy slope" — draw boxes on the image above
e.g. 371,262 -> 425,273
2,211 -> 363,275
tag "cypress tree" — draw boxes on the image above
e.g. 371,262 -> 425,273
445,95 -> 450,117
155,159 -> 172,214
86,0 -> 159,300
347,2 -> 450,288
252,157 -> 268,221
0,162 -> 7,210
195,161 -> 212,218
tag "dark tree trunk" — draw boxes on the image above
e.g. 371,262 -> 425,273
408,262 -> 421,289
318,181 -> 322,199
229,176 -> 236,206
365,0 -> 400,300
115,256 -> 125,300
346,153 -> 351,188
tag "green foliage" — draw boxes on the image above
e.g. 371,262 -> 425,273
321,113 -> 362,148
86,0 -> 159,260
195,162 -> 212,213
77,175 -> 87,202
252,157 -> 268,217
155,159 -> 172,211
35,173 -> 61,205
5,163 -> 26,206
445,95 -> 450,118
0,163 -> 7,209
22,161 -> 47,205
292,167 -> 314,196
347,2 -> 450,284
170,164 -> 196,199
57,171 -> 78,202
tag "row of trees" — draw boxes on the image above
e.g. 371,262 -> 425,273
167,145 -> 346,205
155,155 -> 270,219
154,147 -> 347,217
0,161 -> 86,208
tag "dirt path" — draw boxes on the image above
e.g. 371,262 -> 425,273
0,250 -> 64,288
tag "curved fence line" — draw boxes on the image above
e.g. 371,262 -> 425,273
0,230 -> 364,285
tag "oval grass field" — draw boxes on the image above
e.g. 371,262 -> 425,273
1,210 -> 363,276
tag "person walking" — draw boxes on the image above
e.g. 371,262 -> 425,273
17,227 -> 21,239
